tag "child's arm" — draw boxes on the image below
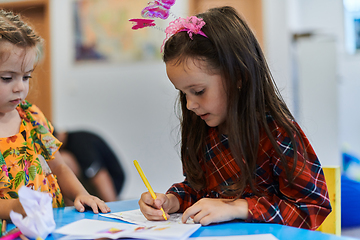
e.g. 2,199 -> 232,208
48,151 -> 110,214
0,199 -> 25,219
139,192 -> 180,220
181,198 -> 249,225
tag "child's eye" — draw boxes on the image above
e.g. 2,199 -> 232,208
195,89 -> 205,96
23,76 -> 32,81
1,77 -> 13,82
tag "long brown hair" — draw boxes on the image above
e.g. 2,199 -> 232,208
163,6 -> 306,195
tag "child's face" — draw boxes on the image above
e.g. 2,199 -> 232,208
0,42 -> 36,116
166,58 -> 228,133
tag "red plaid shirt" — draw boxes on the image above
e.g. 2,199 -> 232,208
167,114 -> 331,229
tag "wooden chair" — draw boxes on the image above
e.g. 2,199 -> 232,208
317,166 -> 341,235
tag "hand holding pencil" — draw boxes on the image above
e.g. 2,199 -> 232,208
134,160 -> 168,221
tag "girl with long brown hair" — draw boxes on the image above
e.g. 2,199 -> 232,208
139,6 -> 331,229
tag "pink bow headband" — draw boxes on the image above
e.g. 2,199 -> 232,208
161,16 -> 207,51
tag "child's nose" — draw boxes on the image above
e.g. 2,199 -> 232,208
14,79 -> 26,92
186,98 -> 199,111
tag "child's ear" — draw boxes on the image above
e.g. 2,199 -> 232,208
237,81 -> 242,90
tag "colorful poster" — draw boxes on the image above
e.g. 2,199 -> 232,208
74,0 -> 164,62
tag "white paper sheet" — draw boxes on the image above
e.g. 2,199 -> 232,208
100,209 -> 194,226
10,186 -> 55,239
55,218 -> 200,240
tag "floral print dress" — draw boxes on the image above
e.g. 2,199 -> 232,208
0,100 -> 64,208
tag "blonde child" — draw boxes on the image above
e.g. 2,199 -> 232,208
0,9 -> 110,219
139,6 -> 331,229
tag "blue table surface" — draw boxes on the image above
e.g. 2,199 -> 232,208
4,199 -> 358,240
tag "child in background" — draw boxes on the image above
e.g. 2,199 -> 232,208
54,130 -> 126,202
139,6 -> 331,229
0,9 -> 110,219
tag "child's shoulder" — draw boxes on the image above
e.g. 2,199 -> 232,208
17,100 -> 53,131
264,112 -> 297,136
264,112 -> 306,143
265,112 -> 279,129
18,100 -> 45,117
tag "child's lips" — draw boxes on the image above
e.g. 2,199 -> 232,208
10,98 -> 21,104
200,113 -> 209,120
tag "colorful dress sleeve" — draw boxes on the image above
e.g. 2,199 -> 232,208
19,102 -> 61,161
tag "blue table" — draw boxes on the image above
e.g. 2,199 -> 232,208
5,199 -> 358,240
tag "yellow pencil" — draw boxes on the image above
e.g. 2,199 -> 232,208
133,160 -> 167,220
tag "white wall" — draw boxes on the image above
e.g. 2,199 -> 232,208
262,0 -> 341,167
295,37 -> 340,166
287,0 -> 360,164
262,0 -> 293,113
287,0 -> 343,166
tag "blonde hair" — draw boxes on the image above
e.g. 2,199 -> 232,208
0,9 -> 43,96
0,9 -> 42,55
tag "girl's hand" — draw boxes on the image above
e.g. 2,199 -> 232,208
182,198 -> 249,226
138,192 -> 179,221
11,198 -> 26,217
0,198 -> 26,219
73,194 -> 111,214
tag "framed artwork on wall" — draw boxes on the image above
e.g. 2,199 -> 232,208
73,0 -> 164,63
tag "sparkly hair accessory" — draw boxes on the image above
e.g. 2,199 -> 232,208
129,0 -> 177,30
129,1 -> 208,51
129,19 -> 156,30
161,16 -> 207,51
141,0 -> 176,20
